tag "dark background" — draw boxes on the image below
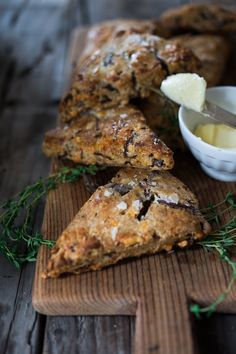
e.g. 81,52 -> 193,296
0,1 -> 236,353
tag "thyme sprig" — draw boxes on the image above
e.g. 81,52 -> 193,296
140,85 -> 236,316
1,160 -> 236,315
190,192 -> 236,317
0,164 -> 101,268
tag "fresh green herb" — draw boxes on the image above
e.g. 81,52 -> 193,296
190,192 -> 236,318
1,159 -> 236,316
0,164 -> 101,268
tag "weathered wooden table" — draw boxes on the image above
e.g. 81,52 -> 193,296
1,1 -> 236,353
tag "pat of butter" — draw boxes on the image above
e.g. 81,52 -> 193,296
160,73 -> 207,112
195,123 -> 236,150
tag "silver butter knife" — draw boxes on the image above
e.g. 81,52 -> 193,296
203,100 -> 236,128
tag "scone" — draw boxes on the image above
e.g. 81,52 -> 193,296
81,19 -> 163,61
172,34 -> 231,86
136,34 -> 231,148
158,4 -> 236,37
60,33 -> 200,122
44,168 -> 211,278
43,105 -> 174,171
136,93 -> 182,151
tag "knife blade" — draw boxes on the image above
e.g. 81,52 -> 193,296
203,100 -> 236,128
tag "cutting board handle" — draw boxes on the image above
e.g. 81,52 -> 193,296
133,258 -> 195,354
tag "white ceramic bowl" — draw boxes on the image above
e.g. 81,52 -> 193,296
178,86 -> 236,182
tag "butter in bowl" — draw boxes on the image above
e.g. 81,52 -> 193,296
160,74 -> 236,182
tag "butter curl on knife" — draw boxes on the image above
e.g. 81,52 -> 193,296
160,73 -> 236,128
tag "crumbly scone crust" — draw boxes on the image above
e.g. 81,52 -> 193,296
158,4 -> 236,37
44,168 -> 211,278
81,19 -> 165,61
136,34 -> 231,148
43,105 -> 174,170
136,93 -> 182,151
171,34 -> 231,86
60,33 -> 200,122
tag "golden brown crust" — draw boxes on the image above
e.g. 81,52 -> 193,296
171,34 -> 231,86
81,19 -> 165,61
60,33 -> 201,122
43,105 -> 174,170
44,168 -> 211,278
158,4 -> 236,37
136,34 -> 231,149
136,93 -> 183,151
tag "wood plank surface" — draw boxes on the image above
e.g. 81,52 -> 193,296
43,315 -> 135,354
0,2 -> 83,354
0,4 -> 68,353
32,27 -> 236,354
0,3 -> 135,354
1,1 -> 236,354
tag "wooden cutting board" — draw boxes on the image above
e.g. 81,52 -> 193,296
33,28 -> 236,354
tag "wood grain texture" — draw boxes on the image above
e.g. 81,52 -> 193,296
1,2 -> 236,354
0,4 -> 136,354
0,3 -> 81,354
43,315 -> 135,354
33,28 -> 236,354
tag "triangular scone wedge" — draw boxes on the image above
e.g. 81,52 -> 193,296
43,106 -> 174,171
44,168 -> 211,278
81,19 -> 163,61
171,34 -> 231,87
158,4 -> 236,37
60,33 -> 200,122
136,93 -> 182,151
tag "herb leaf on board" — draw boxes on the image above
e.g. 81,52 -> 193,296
1,161 -> 236,316
190,192 -> 236,317
0,164 -> 101,268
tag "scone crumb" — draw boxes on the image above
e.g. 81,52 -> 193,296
128,181 -> 136,187
111,227 -> 118,240
153,138 -> 160,145
132,200 -> 142,210
178,240 -> 188,248
104,189 -> 113,197
117,201 -> 127,210
130,52 -> 139,62
95,194 -> 100,200
155,192 -> 179,204
150,181 -> 157,186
